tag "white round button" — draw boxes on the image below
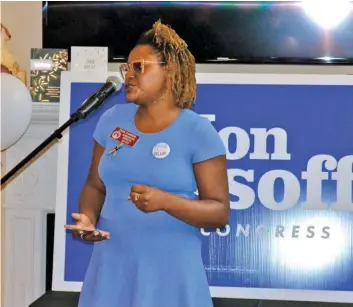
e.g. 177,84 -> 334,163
152,143 -> 170,159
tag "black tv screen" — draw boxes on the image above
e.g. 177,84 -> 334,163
42,1 -> 353,64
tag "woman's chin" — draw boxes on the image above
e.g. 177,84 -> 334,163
125,93 -> 138,103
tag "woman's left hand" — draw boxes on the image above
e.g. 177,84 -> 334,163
129,185 -> 168,213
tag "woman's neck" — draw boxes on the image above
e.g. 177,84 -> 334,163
139,90 -> 181,117
135,100 -> 182,133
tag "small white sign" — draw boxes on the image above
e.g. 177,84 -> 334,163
70,46 -> 108,72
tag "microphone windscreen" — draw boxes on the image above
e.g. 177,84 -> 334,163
106,76 -> 123,92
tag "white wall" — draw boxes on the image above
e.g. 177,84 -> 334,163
0,1 -> 42,85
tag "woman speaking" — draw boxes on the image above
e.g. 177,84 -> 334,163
65,20 -> 230,307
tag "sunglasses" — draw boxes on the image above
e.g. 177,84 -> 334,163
119,59 -> 165,80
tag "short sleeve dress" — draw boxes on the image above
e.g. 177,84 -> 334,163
78,102 -> 226,307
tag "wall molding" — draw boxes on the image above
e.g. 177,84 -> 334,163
4,103 -> 60,307
31,102 -> 60,125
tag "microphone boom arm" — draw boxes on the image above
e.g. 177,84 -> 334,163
1,75 -> 122,187
1,115 -> 78,186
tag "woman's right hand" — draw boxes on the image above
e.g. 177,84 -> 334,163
64,213 -> 110,242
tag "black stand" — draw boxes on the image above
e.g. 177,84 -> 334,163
29,293 -> 262,307
1,86 -> 104,186
1,114 -> 80,186
29,292 -> 347,307
29,291 -> 79,307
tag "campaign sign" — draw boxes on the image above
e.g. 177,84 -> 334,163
53,71 -> 353,303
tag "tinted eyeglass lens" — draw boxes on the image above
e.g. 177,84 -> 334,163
132,61 -> 143,73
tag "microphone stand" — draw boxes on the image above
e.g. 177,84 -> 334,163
1,106 -> 90,186
1,73 -> 120,187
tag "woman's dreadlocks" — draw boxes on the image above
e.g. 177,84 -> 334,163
136,19 -> 196,109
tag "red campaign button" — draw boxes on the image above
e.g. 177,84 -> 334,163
110,127 -> 139,147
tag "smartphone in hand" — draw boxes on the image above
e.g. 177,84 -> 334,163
65,224 -> 110,239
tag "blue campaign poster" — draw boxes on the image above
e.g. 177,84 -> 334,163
53,72 -> 353,302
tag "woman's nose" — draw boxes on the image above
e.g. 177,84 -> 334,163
125,70 -> 136,80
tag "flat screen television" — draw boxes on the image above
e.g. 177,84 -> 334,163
42,1 -> 353,64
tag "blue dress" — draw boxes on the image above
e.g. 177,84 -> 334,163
78,103 -> 226,307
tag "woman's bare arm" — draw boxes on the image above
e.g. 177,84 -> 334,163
79,141 -> 106,226
164,155 -> 230,228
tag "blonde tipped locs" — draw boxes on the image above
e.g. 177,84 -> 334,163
136,19 -> 197,109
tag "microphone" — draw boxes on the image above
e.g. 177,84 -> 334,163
72,76 -> 122,120
0,75 -> 122,186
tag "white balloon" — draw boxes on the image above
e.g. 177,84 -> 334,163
1,73 -> 32,151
